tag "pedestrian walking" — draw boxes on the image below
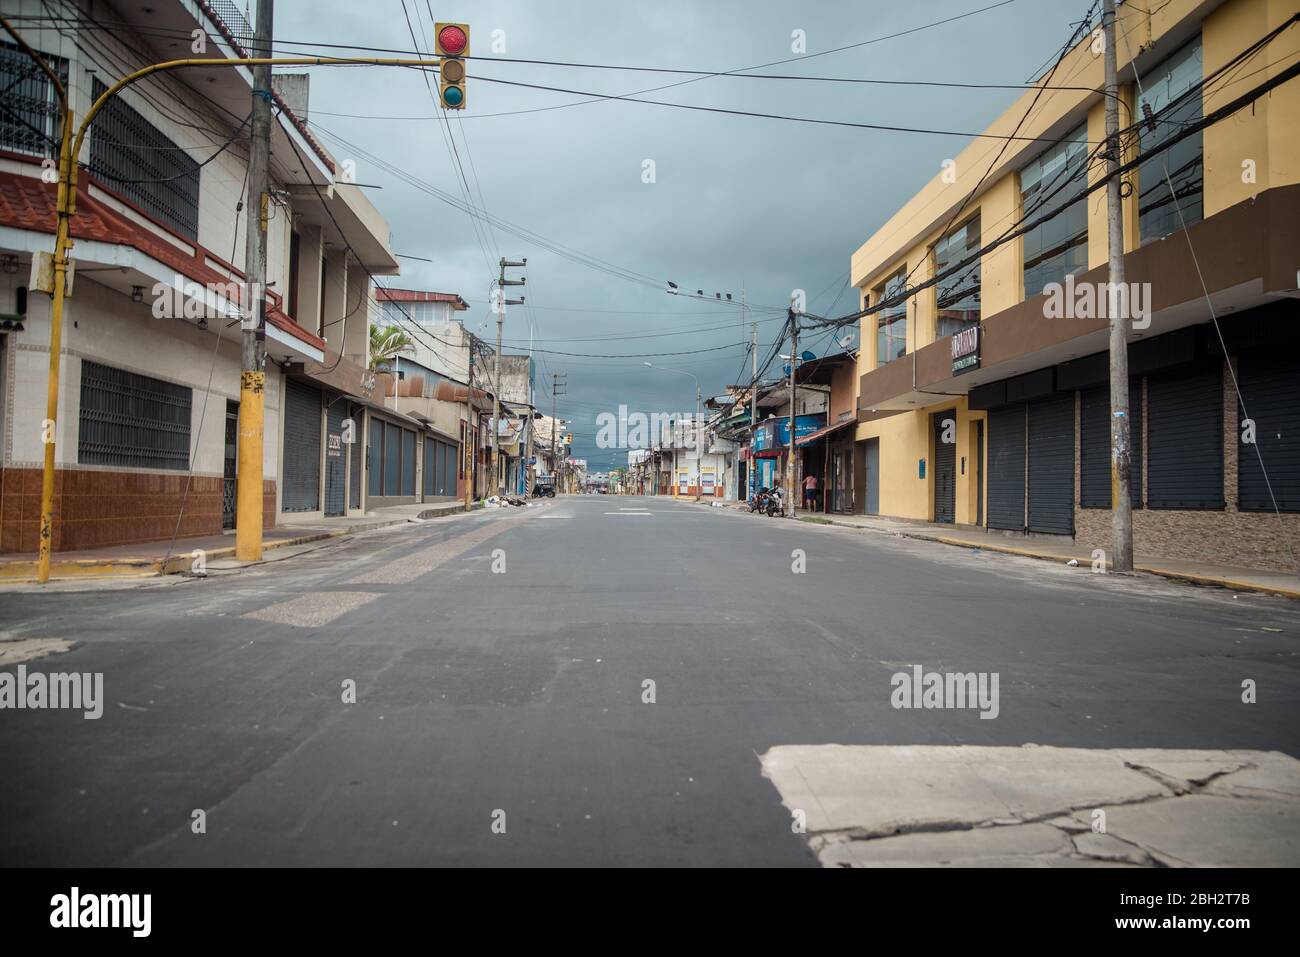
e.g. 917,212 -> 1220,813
803,472 -> 819,512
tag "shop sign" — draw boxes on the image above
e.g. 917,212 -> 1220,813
952,325 -> 980,374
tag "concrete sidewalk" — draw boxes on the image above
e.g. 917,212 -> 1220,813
711,500 -> 1300,599
0,500 -> 475,582
762,744 -> 1300,867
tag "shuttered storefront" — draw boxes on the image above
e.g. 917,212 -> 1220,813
424,438 -> 436,497
1080,383 -> 1143,508
282,379 -> 321,512
1026,394 -> 1074,534
349,404 -> 363,510
1238,351 -> 1300,512
1147,363 -> 1223,509
987,404 -> 1026,531
422,436 -> 458,498
444,437 -> 458,494
932,410 -> 956,524
324,395 -> 346,517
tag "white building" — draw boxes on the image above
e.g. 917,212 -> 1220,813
0,0 -> 417,554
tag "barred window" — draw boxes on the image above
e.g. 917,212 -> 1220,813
89,78 -> 200,240
79,360 -> 192,470
0,41 -> 68,157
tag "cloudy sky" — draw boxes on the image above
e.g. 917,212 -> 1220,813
277,0 -> 1089,470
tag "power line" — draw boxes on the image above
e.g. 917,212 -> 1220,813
810,27 -> 1300,333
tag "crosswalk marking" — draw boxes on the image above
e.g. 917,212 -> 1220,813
347,512 -> 533,584
243,591 -> 380,627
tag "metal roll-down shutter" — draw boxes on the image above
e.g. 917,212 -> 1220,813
1027,394 -> 1075,534
1148,364 -> 1223,509
987,404 -> 1026,531
932,410 -> 956,524
282,379 -> 321,512
1238,351 -> 1300,512
1080,383 -> 1142,509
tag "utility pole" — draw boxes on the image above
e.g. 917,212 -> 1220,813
464,335 -> 475,510
235,0 -> 273,562
492,257 -> 526,498
786,307 -> 799,518
551,371 -> 566,489
749,316 -> 757,504
694,383 -> 703,503
1103,0 -> 1133,572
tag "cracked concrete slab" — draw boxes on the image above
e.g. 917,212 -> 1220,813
760,744 -> 1300,867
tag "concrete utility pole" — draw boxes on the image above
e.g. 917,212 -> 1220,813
1103,0 -> 1134,572
551,371 -> 566,488
749,316 -> 757,504
236,0 -> 273,562
464,335 -> 475,510
694,383 -> 703,503
492,257 -> 526,498
786,307 -> 799,518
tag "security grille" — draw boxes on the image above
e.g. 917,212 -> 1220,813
89,79 -> 200,240
987,404 -> 1026,531
79,360 -> 192,470
207,0 -> 255,54
0,41 -> 67,156
1026,395 -> 1075,535
282,379 -> 321,512
1238,351 -> 1300,512
1147,363 -> 1223,509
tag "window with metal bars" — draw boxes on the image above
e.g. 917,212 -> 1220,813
0,41 -> 68,157
79,360 -> 192,470
88,79 -> 200,240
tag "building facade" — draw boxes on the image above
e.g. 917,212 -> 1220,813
0,0 -> 401,552
850,0 -> 1300,570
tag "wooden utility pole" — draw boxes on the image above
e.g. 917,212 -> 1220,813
235,0 -> 273,561
1103,0 -> 1134,571
786,307 -> 798,518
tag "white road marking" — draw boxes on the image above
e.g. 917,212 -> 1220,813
243,591 -> 381,627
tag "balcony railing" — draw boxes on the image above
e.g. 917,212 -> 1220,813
203,0 -> 255,56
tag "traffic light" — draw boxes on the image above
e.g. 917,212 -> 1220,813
435,22 -> 469,109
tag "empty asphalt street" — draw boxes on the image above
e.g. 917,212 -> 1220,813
2,495 -> 1298,867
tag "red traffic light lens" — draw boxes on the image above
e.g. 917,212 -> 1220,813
438,25 -> 467,55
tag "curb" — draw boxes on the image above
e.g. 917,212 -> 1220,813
0,505 -> 477,583
799,515 -> 1300,600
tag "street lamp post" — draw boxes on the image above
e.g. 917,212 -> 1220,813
645,362 -> 703,503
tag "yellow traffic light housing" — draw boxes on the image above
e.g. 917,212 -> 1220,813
435,22 -> 469,110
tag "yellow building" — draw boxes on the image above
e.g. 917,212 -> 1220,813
850,0 -> 1300,571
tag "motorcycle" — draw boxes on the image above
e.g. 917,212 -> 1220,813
749,486 -> 784,517
764,486 -> 784,517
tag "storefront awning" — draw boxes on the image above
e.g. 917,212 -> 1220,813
796,418 -> 855,447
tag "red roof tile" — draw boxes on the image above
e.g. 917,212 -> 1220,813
376,287 -> 468,309
0,170 -> 324,351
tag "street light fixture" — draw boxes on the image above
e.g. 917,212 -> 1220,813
644,361 -> 703,503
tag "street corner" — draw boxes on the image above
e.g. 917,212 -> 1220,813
759,744 -> 1300,868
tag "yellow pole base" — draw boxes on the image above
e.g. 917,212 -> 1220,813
235,370 -> 265,561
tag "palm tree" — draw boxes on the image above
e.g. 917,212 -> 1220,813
369,323 -> 413,370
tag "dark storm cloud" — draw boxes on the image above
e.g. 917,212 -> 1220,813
279,0 -> 1087,469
